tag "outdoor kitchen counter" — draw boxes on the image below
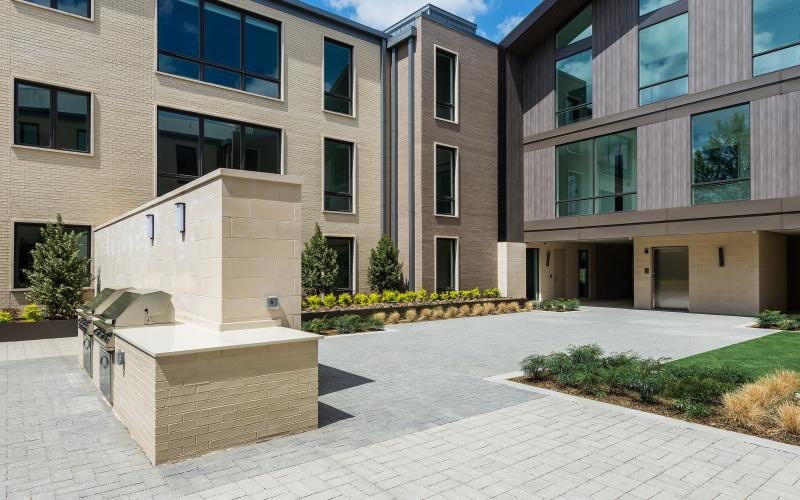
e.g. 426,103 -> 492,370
114,323 -> 321,358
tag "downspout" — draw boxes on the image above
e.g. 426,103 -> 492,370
391,47 -> 399,247
407,36 -> 416,290
380,38 -> 387,235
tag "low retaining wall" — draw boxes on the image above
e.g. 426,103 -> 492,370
301,298 -> 527,321
0,319 -> 74,342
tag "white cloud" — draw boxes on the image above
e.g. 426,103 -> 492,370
327,0 -> 488,29
497,14 -> 524,37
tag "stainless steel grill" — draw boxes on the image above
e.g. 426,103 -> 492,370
76,288 -> 129,377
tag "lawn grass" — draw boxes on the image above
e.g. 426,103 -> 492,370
670,331 -> 800,377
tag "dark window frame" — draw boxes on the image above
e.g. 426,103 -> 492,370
13,221 -> 92,289
751,0 -> 800,76
554,2 -> 594,128
13,80 -> 91,153
637,5 -> 690,106
19,0 -> 91,18
156,106 -> 282,194
157,0 -> 282,98
323,38 -> 354,115
323,138 -> 355,213
435,47 -> 458,122
435,144 -> 458,217
325,236 -> 355,293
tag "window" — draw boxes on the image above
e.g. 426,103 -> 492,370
324,39 -> 353,115
157,0 -> 281,99
435,238 -> 458,292
323,139 -> 354,212
435,145 -> 457,216
639,13 -> 688,105
753,0 -> 800,76
556,130 -> 637,217
14,81 -> 90,153
435,48 -> 457,121
157,108 -> 281,195
14,222 -> 90,289
22,0 -> 90,17
555,4 -> 593,127
326,237 -> 354,292
691,105 -> 751,205
639,0 -> 679,16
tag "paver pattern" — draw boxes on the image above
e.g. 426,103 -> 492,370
1,307 -> 798,499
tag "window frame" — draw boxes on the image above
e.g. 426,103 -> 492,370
323,37 -> 355,117
16,0 -> 92,19
751,0 -> 800,76
156,106 -> 284,196
12,221 -> 92,290
324,235 -> 356,293
156,0 -> 283,101
554,2 -> 593,128
434,236 -> 459,293
322,137 -> 356,214
434,45 -> 459,124
13,80 -> 92,154
637,5 -> 690,107
434,142 -> 459,217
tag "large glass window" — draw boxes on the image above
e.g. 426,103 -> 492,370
691,105 -> 751,205
14,81 -> 90,153
753,0 -> 800,76
435,238 -> 458,292
556,130 -> 637,217
326,237 -> 354,292
435,48 -> 457,121
324,39 -> 353,115
556,50 -> 593,127
639,13 -> 688,106
14,222 -> 90,289
324,139 -> 354,212
639,0 -> 679,16
435,145 -> 457,216
22,0 -> 90,17
157,108 -> 281,195
157,0 -> 281,99
556,4 -> 592,49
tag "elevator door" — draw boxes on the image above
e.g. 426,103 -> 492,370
653,247 -> 689,310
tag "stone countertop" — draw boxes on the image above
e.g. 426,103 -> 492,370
114,323 -> 321,358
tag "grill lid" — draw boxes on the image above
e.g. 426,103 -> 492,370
77,288 -> 131,319
94,289 -> 175,329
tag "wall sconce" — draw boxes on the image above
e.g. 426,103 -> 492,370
718,247 -> 725,267
146,214 -> 154,242
546,251 -> 551,267
175,202 -> 186,233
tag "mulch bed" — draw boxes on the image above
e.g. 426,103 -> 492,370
302,298 -> 527,320
510,377 -> 800,448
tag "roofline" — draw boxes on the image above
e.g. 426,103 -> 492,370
499,0 -> 559,49
386,3 -> 477,36
253,0 -> 388,41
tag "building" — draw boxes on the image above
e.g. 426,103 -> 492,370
1,0 -> 499,309
499,0 -> 800,315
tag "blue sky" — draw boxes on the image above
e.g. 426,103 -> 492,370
302,0 -> 543,42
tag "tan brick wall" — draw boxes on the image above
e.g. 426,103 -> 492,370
0,0 -> 383,307
113,338 -> 318,464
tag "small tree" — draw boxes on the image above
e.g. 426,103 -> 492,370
368,234 -> 404,292
25,214 -> 92,319
301,223 -> 338,295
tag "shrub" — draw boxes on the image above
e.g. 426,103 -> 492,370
382,290 -> 399,303
368,235 -> 404,292
353,293 -> 368,306
321,294 -> 337,308
368,293 -> 381,305
431,307 -> 444,320
399,291 -> 417,303
460,290 -> 472,300
0,311 -> 13,324
505,301 -> 520,313
457,305 -> 470,317
483,288 -> 501,298
470,304 -> 485,316
759,370 -> 800,400
21,304 -> 44,323
419,308 -> 433,321
332,315 -> 362,334
444,306 -> 458,318
429,292 -> 440,301
757,310 -> 786,328
723,387 -> 770,429
521,354 -> 550,381
416,289 -> 428,302
780,316 -> 800,331
524,301 -> 536,311
372,312 -> 387,322
672,399 -> 712,419
778,403 -> 800,435
338,293 -> 353,307
537,298 -> 581,312
301,224 -> 338,296
302,318 -> 330,334
483,302 -> 496,315
404,309 -> 418,322
662,368 -> 742,405
386,311 -> 401,324
305,295 -> 322,311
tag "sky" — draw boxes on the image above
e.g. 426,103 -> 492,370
302,0 -> 544,42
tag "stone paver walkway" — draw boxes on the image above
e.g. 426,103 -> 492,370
1,307 -> 798,498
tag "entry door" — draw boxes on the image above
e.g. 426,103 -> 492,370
653,247 -> 689,310
553,249 -> 566,298
526,248 -> 540,300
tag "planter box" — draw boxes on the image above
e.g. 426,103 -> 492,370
0,319 -> 76,342
301,298 -> 527,322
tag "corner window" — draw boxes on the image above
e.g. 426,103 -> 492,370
556,130 -> 637,217
326,237 -> 354,292
639,0 -> 679,16
21,0 -> 90,17
157,0 -> 281,99
435,145 -> 457,216
14,222 -> 90,289
691,105 -> 751,205
324,39 -> 353,115
639,12 -> 689,106
753,0 -> 800,76
324,139 -> 354,212
555,4 -> 593,127
435,48 -> 457,122
157,108 -> 281,196
14,81 -> 90,153
435,238 -> 458,292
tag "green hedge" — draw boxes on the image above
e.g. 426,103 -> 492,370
536,298 -> 581,312
756,310 -> 800,330
301,314 -> 384,335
